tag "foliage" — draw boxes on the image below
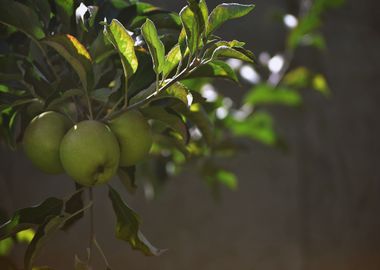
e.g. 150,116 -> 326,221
0,0 -> 343,268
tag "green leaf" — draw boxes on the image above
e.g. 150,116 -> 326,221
211,46 -> 253,63
199,0 -> 209,32
108,186 -> 164,256
24,216 -> 62,270
180,6 -> 200,55
104,19 -> 139,78
141,19 -> 165,74
178,27 -> 187,57
130,13 -> 182,30
54,0 -> 74,32
0,237 -> 13,256
244,84 -> 302,107
141,106 -> 189,144
207,3 -> 255,36
128,49 -> 156,97
162,45 -> 182,77
43,34 -> 94,91
16,229 -> 35,243
283,67 -> 311,88
153,82 -> 191,107
24,203 -> 92,270
118,166 -> 137,195
226,112 -> 279,146
216,170 -> 238,190
312,74 -> 330,96
0,0 -> 45,40
184,60 -> 238,82
173,102 -> 214,145
0,198 -> 63,241
61,185 -> 84,232
187,0 -> 206,35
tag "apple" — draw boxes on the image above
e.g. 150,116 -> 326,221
60,120 -> 120,186
23,111 -> 72,174
108,110 -> 153,166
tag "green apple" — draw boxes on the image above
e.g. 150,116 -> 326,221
108,110 -> 153,166
60,120 -> 120,186
23,111 -> 72,174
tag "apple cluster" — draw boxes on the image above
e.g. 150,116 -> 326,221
22,110 -> 152,186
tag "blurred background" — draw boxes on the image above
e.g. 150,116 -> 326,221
1,0 -> 380,269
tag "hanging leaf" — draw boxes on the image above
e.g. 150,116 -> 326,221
24,216 -> 62,270
0,0 -> 45,41
118,166 -> 137,195
104,19 -> 139,78
61,185 -> 84,232
207,3 -> 255,37
108,186 -> 164,256
141,19 -> 165,74
0,198 -> 63,241
24,202 -> 92,270
179,6 -> 200,55
184,60 -> 238,82
43,35 -> 94,91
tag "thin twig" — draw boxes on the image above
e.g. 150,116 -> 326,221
93,236 -> 111,268
88,188 -> 95,264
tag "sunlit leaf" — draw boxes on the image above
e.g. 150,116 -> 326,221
0,237 -> 13,256
212,46 -> 253,63
244,84 -> 302,107
184,60 -> 238,82
43,34 -> 94,91
0,0 -> 45,40
16,229 -> 35,243
108,186 -> 164,256
153,82 -> 191,107
141,19 -> 165,74
0,198 -> 63,241
162,45 -> 182,77
104,19 -> 139,78
180,6 -> 200,55
312,74 -> 330,96
216,170 -> 238,190
207,3 -> 255,37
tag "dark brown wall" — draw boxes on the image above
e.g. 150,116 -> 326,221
1,0 -> 380,269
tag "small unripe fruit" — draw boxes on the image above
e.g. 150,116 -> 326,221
60,120 -> 120,186
108,110 -> 153,166
23,111 -> 72,174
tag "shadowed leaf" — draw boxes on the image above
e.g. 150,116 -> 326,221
0,198 -> 63,241
0,0 -> 45,40
43,35 -> 94,91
